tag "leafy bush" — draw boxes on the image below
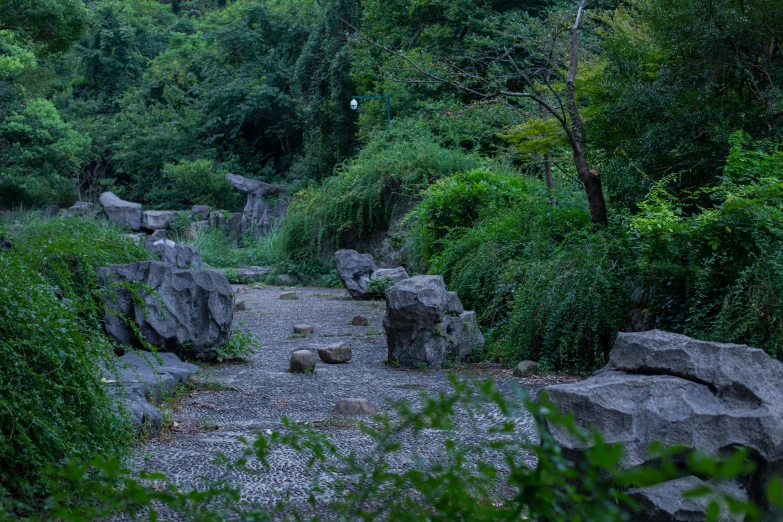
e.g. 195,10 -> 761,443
631,132 -> 783,356
216,322 -> 259,361
407,170 -> 637,372
191,227 -> 286,268
163,159 -> 244,210
281,126 -> 481,262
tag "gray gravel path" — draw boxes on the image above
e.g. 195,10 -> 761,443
133,285 -> 543,515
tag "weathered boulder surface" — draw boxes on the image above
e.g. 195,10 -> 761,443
545,330 -> 783,515
371,266 -> 409,286
100,192 -> 142,231
513,360 -> 538,377
333,398 -> 377,416
383,275 -> 484,368
191,205 -> 210,220
68,201 -> 95,217
290,350 -> 316,373
143,210 -> 182,230
226,173 -> 288,237
97,261 -> 233,360
144,233 -> 203,268
334,249 -> 378,299
318,342 -> 352,364
627,476 -> 746,522
103,351 -> 198,433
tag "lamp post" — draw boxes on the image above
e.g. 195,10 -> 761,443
349,93 -> 391,130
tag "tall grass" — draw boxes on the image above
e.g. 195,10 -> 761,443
190,227 -> 286,268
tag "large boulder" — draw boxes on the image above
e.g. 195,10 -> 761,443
142,210 -> 182,230
383,275 -> 484,368
371,266 -> 409,286
97,261 -> 233,360
103,351 -> 198,433
334,249 -> 378,300
145,233 -> 203,268
100,192 -> 142,231
545,330 -> 783,515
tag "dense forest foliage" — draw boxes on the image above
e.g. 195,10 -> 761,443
2,0 -> 783,371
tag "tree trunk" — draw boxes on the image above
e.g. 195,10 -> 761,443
566,4 -> 608,226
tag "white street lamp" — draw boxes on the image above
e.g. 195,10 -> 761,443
349,98 -> 358,110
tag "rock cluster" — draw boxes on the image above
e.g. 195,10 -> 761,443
103,351 -> 198,433
333,249 -> 410,300
545,330 -> 783,518
97,261 -> 234,360
383,275 -> 484,368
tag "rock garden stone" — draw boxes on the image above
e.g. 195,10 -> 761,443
191,205 -> 210,220
103,351 -> 198,434
545,329 -> 783,514
289,350 -> 316,374
143,210 -> 182,230
334,249 -> 377,300
317,343 -> 352,364
100,191 -> 142,231
513,360 -> 538,377
293,324 -> 314,334
333,398 -> 377,416
280,291 -> 297,300
371,266 -> 409,286
627,476 -> 746,522
97,261 -> 233,360
45,204 -> 60,217
351,315 -> 369,326
235,299 -> 247,311
383,275 -> 484,368
145,234 -> 203,268
68,201 -> 95,217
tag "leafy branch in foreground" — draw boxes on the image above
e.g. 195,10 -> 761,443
27,377 -> 777,521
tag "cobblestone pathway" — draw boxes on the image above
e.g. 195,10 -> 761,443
134,285 -> 541,516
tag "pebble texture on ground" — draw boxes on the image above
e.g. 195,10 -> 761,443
133,285 -> 546,515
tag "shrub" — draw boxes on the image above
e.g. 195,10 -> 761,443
0,258 -> 131,514
281,126 -> 481,262
162,159 -> 244,210
0,216 -> 149,513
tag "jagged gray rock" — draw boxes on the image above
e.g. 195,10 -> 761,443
383,275 -> 484,368
318,343 -> 352,364
190,205 -> 210,220
334,249 -> 377,300
100,192 -> 142,231
545,330 -> 783,512
103,351 -> 198,433
226,173 -> 288,237
371,266 -> 409,286
290,350 -> 316,373
143,210 -> 182,230
627,476 -> 746,522
144,234 -> 203,268
97,261 -> 233,360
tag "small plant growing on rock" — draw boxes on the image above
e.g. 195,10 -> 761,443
216,323 -> 258,361
367,277 -> 393,299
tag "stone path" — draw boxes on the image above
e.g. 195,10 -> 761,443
133,285 -> 555,516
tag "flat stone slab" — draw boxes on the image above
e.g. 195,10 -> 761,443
280,291 -> 298,300
317,343 -> 352,364
333,398 -> 377,416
